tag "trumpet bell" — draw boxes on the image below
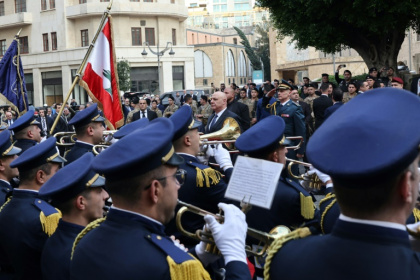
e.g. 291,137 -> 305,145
200,117 -> 240,150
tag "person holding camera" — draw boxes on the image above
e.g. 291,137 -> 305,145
335,64 -> 354,92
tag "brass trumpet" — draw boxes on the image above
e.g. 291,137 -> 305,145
286,158 -> 322,190
200,117 -> 241,150
176,200 -> 290,257
92,144 -> 109,155
54,132 -> 76,146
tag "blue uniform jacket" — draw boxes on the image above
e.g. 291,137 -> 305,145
261,98 -> 306,154
165,153 -> 232,247
269,219 -> 420,280
0,180 -> 12,205
70,208 -> 250,280
256,97 -> 274,122
64,142 -> 94,165
0,189 -> 59,280
14,139 -> 37,155
41,220 -> 84,280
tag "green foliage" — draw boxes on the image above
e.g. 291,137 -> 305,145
255,23 -> 271,81
117,59 -> 131,91
257,0 -> 420,69
233,26 -> 262,70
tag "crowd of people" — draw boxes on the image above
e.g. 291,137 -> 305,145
1,69 -> 420,280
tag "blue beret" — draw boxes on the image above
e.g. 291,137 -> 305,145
170,106 -> 202,141
236,116 -> 291,155
10,137 -> 66,170
92,118 -> 184,179
68,103 -> 105,127
39,153 -> 105,203
307,88 -> 420,183
0,130 -> 21,157
8,110 -> 40,133
113,118 -> 150,139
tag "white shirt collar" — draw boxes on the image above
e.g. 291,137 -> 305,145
76,140 -> 94,147
111,205 -> 163,226
339,214 -> 406,231
0,179 -> 10,186
280,99 -> 290,106
215,107 -> 227,117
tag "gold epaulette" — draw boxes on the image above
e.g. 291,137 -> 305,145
167,254 -> 211,280
264,227 -> 312,280
0,196 -> 12,213
71,217 -> 106,260
300,193 -> 315,219
195,167 -> 222,188
39,209 -> 61,236
413,208 -> 420,223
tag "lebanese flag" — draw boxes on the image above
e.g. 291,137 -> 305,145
80,16 -> 124,130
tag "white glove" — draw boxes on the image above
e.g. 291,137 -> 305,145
306,166 -> 331,183
170,235 -> 187,252
213,144 -> 233,171
204,203 -> 247,265
194,226 -> 221,267
204,144 -> 215,158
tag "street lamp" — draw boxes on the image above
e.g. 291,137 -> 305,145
141,42 -> 175,95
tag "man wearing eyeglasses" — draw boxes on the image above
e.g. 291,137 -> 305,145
71,118 -> 251,280
130,98 -> 158,122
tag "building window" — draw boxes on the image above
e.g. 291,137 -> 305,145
417,33 -> 420,42
79,0 -> 86,3
15,0 -> 26,12
130,0 -> 140,1
100,0 -> 110,1
81,30 -> 89,47
131,28 -> 142,46
0,40 -> 6,56
238,51 -> 246,77
43,33 -> 49,52
205,35 -> 208,43
171,0 -> 175,3
49,0 -> 55,8
194,50 -> 213,78
0,2 -> 4,16
51,32 -> 57,50
144,0 -> 153,2
172,29 -> 176,46
226,49 -> 235,77
20,36 -> 28,54
41,0 -> 47,10
145,28 -> 155,46
192,33 -> 195,44
233,38 -> 237,44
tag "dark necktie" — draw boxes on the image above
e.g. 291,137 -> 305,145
142,111 -> 146,119
42,118 -> 47,131
209,114 -> 218,129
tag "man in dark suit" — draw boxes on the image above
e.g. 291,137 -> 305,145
324,89 -> 344,120
131,98 -> 158,122
4,111 -> 15,127
290,87 -> 313,139
36,108 -> 54,137
410,76 -> 420,95
224,87 -> 250,131
312,83 -> 333,130
205,91 -> 242,134
267,87 -> 420,280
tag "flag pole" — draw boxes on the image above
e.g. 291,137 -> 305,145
50,0 -> 113,136
14,28 -> 27,115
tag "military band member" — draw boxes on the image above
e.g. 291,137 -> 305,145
8,109 -> 41,155
196,95 -> 212,126
266,88 -> 420,280
166,106 -> 233,247
0,137 -> 66,280
40,153 -> 108,280
0,130 -> 20,204
163,95 -> 179,118
64,103 -> 105,165
70,118 -> 250,280
235,115 -> 319,280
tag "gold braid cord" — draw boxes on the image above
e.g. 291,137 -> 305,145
266,101 -> 277,116
0,196 -> 12,213
320,196 -> 337,234
71,217 -> 106,260
263,227 -> 311,280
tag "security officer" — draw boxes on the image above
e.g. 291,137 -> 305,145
8,109 -> 41,155
70,118 -> 251,280
235,115 -> 319,280
166,106 -> 233,247
0,130 -> 20,204
163,95 -> 179,117
0,137 -> 66,280
266,88 -> 420,280
39,153 -> 108,280
64,103 -> 105,164
262,80 -> 306,175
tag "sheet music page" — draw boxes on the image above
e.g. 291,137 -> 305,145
225,156 -> 282,209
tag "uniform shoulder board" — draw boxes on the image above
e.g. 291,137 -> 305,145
264,227 -> 311,280
33,199 -> 61,236
284,178 -> 315,219
146,233 -> 211,280
187,161 -> 222,188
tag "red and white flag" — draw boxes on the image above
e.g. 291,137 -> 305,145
80,16 -> 124,130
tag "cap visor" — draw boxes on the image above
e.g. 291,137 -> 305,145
89,175 -> 106,188
95,116 -> 106,122
282,138 -> 293,146
32,120 -> 40,125
191,120 -> 202,130
166,152 -> 185,166
5,146 -> 22,156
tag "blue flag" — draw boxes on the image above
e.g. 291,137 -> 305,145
0,38 -> 28,115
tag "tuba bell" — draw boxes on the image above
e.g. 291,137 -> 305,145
199,117 -> 241,150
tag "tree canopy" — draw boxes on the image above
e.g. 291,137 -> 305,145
257,0 -> 420,69
233,26 -> 262,70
